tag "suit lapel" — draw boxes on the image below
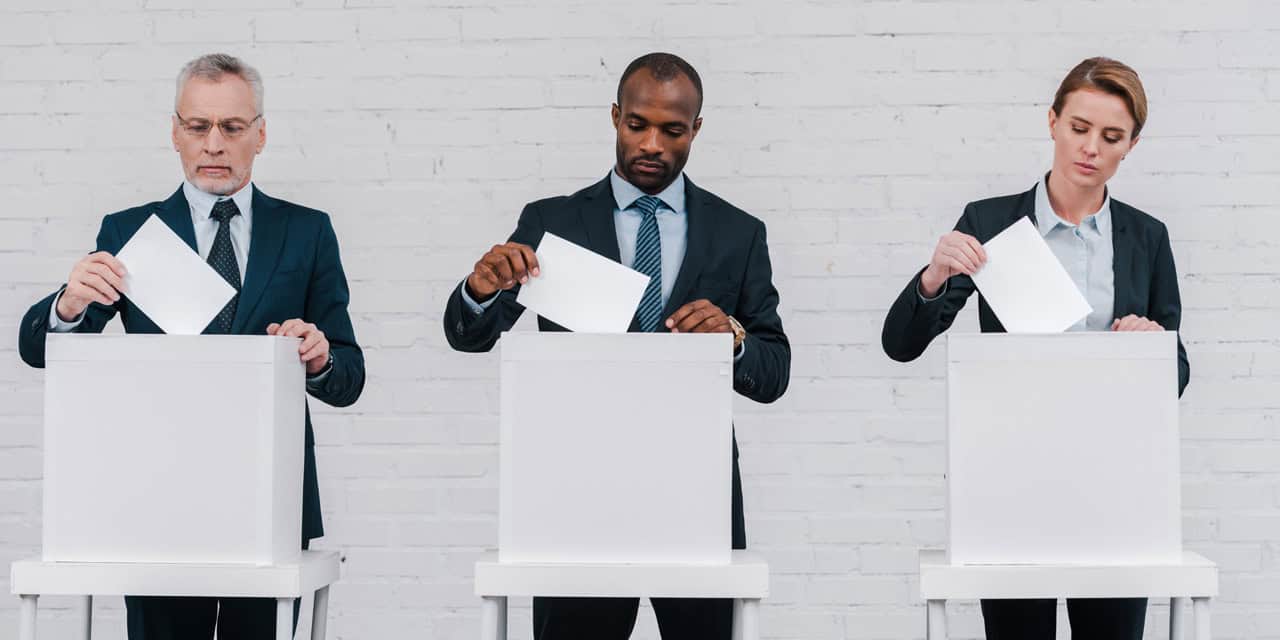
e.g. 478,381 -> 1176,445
1018,183 -> 1039,231
154,187 -> 198,252
574,173 -> 713,332
660,177 -> 713,322
577,175 -> 622,262
1109,201 -> 1134,320
574,176 -> 637,331
979,185 -> 1038,334
231,186 -> 289,333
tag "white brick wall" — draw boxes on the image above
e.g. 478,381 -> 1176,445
1,1 -> 1278,638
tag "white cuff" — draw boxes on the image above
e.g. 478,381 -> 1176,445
48,289 -> 85,333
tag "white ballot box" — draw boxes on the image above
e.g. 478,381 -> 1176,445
42,334 -> 305,565
946,332 -> 1182,565
499,332 -> 733,565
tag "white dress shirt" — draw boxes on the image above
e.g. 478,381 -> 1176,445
50,181 -> 254,331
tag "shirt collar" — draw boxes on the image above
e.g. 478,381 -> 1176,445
183,180 -> 254,223
1034,172 -> 1110,237
610,169 -> 686,215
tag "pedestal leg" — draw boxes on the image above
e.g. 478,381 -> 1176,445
926,600 -> 947,640
736,599 -> 759,640
276,598 -> 293,640
80,595 -> 92,640
311,586 -> 330,640
731,599 -> 743,640
480,596 -> 507,640
1170,597 -> 1187,640
1192,598 -> 1211,640
19,595 -> 37,640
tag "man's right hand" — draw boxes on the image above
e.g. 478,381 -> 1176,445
465,242 -> 539,300
919,231 -> 987,298
56,252 -> 126,322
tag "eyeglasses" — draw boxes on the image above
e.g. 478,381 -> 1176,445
175,112 -> 262,139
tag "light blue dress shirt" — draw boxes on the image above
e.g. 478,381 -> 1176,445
608,170 -> 688,308
462,171 -> 745,359
1033,174 -> 1115,332
461,170 -> 688,313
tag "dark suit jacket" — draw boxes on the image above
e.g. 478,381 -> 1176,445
882,183 -> 1190,397
444,174 -> 791,549
18,185 -> 365,542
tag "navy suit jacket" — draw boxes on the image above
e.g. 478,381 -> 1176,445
18,185 -> 365,542
443,174 -> 791,549
882,184 -> 1190,397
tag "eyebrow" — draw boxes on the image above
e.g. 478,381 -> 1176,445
625,112 -> 689,129
1070,116 -> 1127,134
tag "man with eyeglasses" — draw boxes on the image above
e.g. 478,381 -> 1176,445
17,53 -> 364,640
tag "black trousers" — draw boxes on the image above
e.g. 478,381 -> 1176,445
533,596 -> 733,640
125,541 -> 309,640
125,596 -> 301,640
981,598 -> 1147,640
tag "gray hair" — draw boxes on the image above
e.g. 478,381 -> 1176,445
175,53 -> 264,115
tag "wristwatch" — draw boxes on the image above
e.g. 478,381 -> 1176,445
727,316 -> 746,352
308,352 -> 334,382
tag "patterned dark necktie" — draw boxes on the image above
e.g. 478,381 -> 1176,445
207,199 -> 242,334
630,195 -> 665,332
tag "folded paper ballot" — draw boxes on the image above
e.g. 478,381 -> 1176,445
113,214 -> 237,335
971,217 -> 1092,333
516,232 -> 651,333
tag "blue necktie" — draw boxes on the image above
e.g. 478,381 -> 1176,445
207,199 -> 242,334
631,195 -> 665,332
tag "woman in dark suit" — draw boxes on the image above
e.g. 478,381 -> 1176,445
882,57 -> 1189,639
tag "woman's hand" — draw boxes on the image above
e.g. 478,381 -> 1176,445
920,231 -> 987,297
1111,314 -> 1164,332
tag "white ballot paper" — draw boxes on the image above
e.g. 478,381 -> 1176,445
971,217 -> 1092,333
114,214 -> 236,335
516,232 -> 651,333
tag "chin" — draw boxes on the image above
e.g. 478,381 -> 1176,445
190,175 -> 242,196
1065,167 -> 1110,190
627,170 -> 668,189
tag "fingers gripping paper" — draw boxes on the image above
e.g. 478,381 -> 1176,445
114,215 -> 237,335
971,217 -> 1092,333
515,232 -> 651,333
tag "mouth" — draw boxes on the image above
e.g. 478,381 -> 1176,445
1074,161 -> 1098,174
631,159 -> 666,176
197,166 -> 232,176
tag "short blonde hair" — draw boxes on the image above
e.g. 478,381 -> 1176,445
1052,57 -> 1147,138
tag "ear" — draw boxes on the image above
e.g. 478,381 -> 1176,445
1126,135 -> 1139,156
1047,107 -> 1057,140
171,115 -> 181,151
611,103 -> 621,130
256,118 -> 266,154
691,116 -> 703,140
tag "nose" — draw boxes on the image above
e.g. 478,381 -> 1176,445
1081,132 -> 1100,158
637,127 -> 662,156
202,126 -> 227,155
